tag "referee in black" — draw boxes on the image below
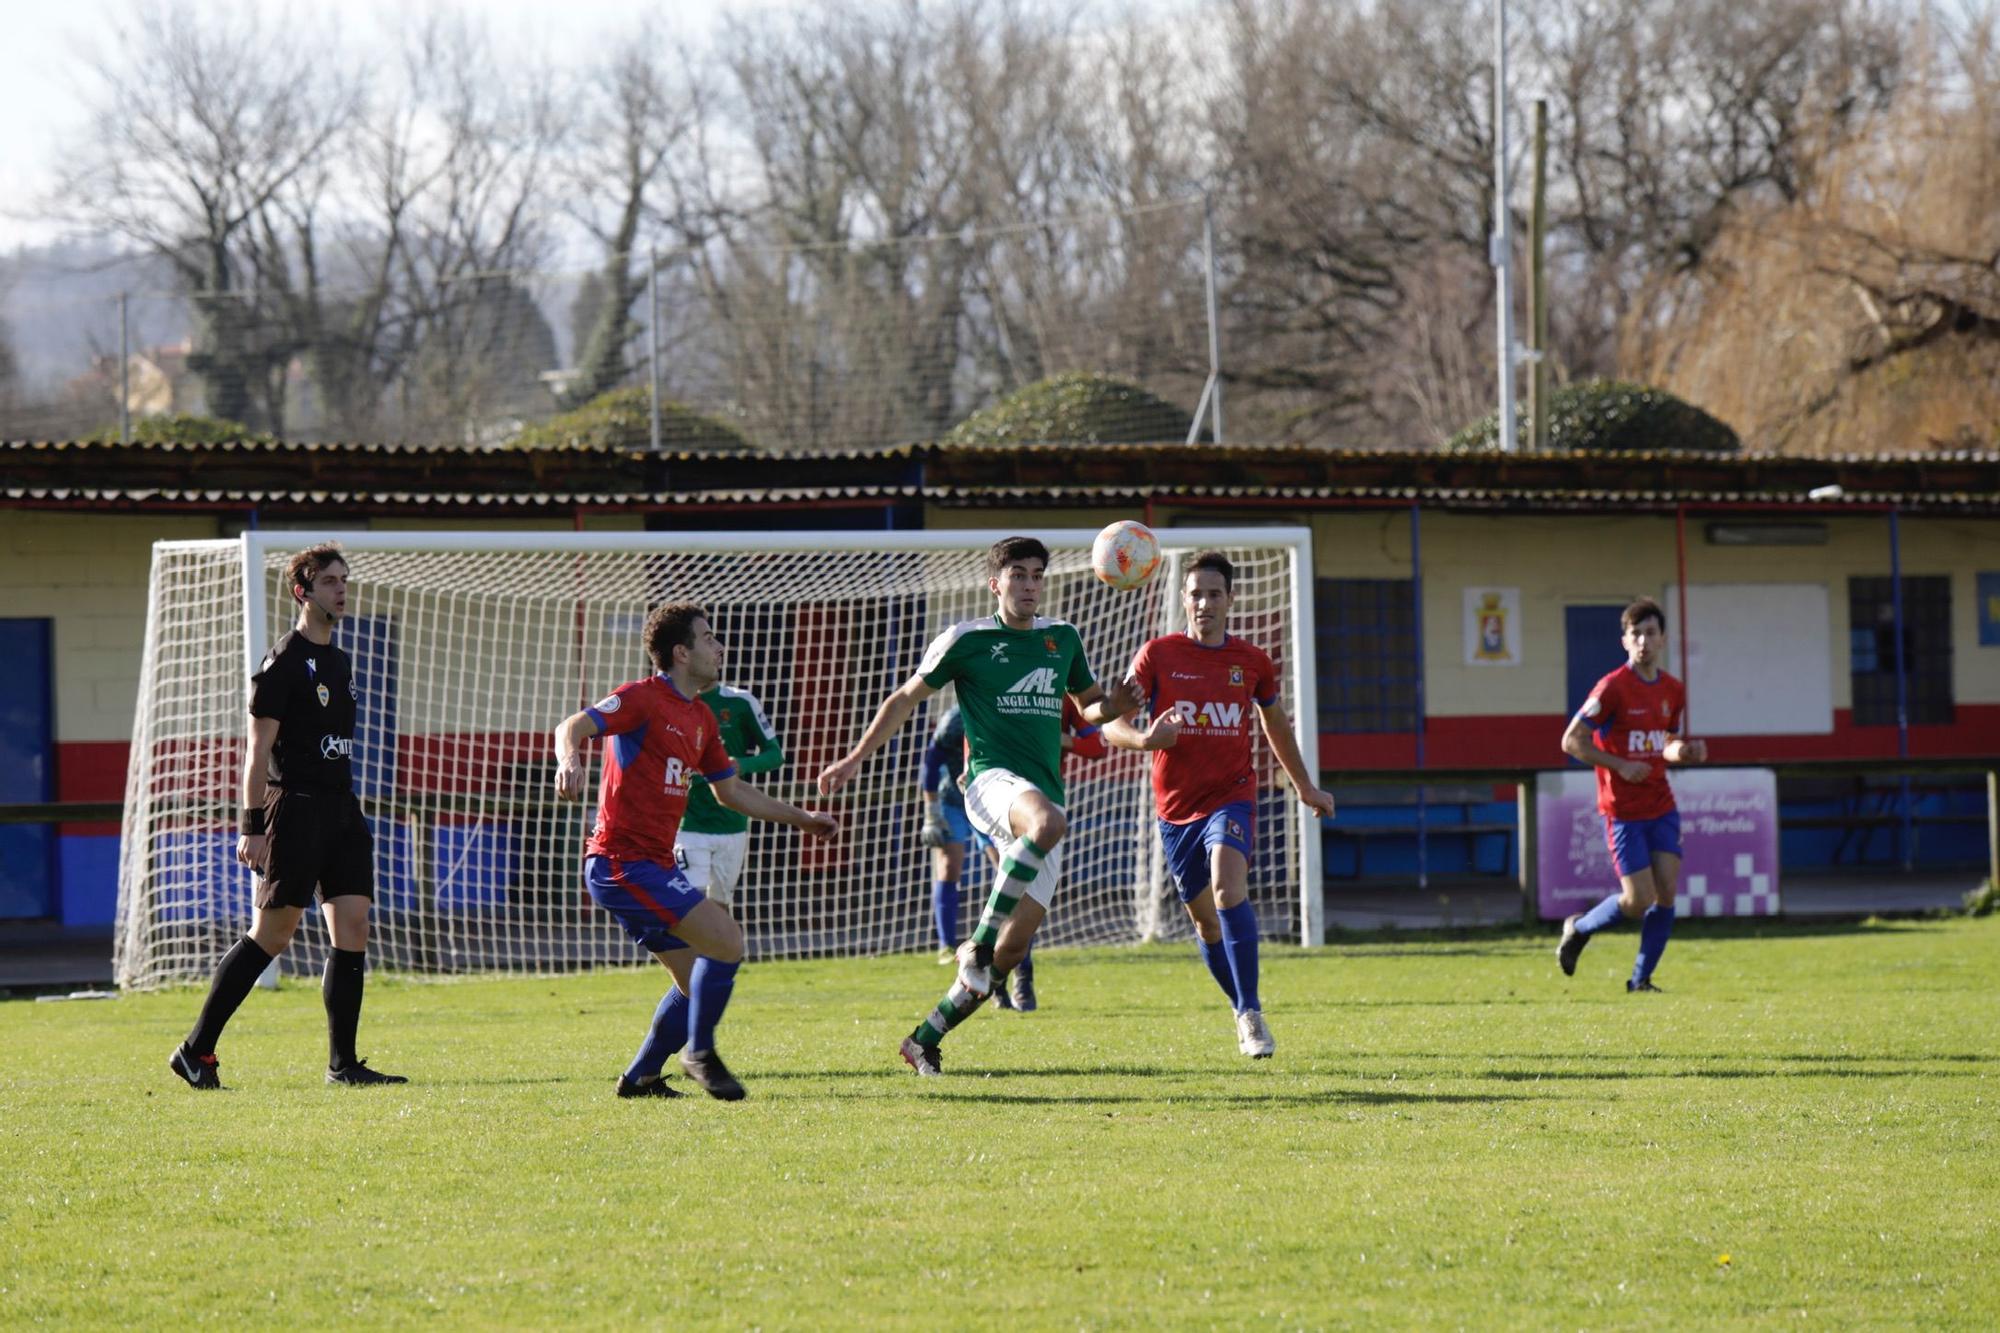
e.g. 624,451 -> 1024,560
170,542 -> 406,1088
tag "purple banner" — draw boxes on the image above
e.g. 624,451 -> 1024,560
1536,768 -> 1780,921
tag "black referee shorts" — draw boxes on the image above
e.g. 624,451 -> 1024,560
255,787 -> 375,911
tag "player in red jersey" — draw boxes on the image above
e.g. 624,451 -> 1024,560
1556,597 -> 1707,991
1106,552 -> 1336,1058
553,603 -> 836,1100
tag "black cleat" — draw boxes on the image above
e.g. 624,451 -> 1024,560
1009,969 -> 1037,1012
1627,978 -> 1664,993
1557,914 -> 1588,977
679,1049 -> 746,1101
169,1045 -> 223,1090
327,1059 -> 408,1086
615,1073 -> 682,1099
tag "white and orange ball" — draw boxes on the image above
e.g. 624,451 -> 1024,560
1090,520 -> 1162,591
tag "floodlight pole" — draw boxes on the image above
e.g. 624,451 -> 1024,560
118,292 -> 131,444
647,246 -> 663,453
1491,0 -> 1519,453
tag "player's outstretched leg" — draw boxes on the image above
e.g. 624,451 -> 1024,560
618,982 -> 690,1098
1219,900 -> 1270,1057
322,898 -> 406,1085
962,837 -> 1050,994
172,933 -> 275,1088
666,900 -> 748,1101
1629,904 -> 1675,991
1559,890 -> 1630,977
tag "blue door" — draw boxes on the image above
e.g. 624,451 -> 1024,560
1564,605 -> 1628,756
0,618 -> 56,918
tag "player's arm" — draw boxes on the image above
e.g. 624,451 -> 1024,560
734,695 -> 786,777
817,673 -> 938,795
1070,675 -> 1144,727
1663,735 -> 1707,764
1103,708 -> 1184,752
1255,701 -> 1336,819
552,709 -> 601,801
1560,712 -> 1649,783
235,716 -> 280,870
708,774 -> 837,840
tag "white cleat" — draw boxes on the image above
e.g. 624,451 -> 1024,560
1236,1008 -> 1275,1059
936,948 -> 956,965
954,939 -> 993,998
899,1035 -> 943,1076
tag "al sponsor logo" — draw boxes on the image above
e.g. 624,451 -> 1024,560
996,666 -> 1061,715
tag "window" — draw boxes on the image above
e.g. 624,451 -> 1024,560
1848,576 -> 1953,726
1315,578 -> 1418,732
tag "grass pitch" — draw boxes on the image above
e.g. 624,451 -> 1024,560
3,915 -> 1996,1327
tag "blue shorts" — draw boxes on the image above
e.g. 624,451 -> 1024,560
1604,811 -> 1682,879
585,855 -> 702,952
1158,802 -> 1256,903
939,802 -> 972,844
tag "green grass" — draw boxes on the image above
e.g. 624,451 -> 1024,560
3,916 -> 1997,1327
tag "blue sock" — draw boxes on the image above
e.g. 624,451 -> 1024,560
1219,901 -> 1261,1013
1197,935 -> 1238,1007
1016,941 -> 1033,983
687,957 -> 740,1055
1632,905 -> 1675,985
931,879 -> 960,950
1575,891 -> 1627,936
624,985 -> 689,1082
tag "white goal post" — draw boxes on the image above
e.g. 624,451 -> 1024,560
114,527 -> 1321,988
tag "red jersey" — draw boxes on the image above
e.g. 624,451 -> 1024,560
1578,663 -> 1685,821
1129,633 -> 1279,824
584,675 -> 736,865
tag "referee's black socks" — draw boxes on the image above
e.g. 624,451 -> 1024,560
186,935 -> 275,1057
323,948 -> 367,1072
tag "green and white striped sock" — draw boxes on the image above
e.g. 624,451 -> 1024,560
912,979 -> 989,1046
970,838 -> 1049,966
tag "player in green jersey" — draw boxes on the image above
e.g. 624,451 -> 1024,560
677,684 -> 785,908
818,535 -> 1143,1076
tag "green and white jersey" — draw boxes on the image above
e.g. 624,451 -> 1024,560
682,684 -> 784,836
918,615 -> 1094,805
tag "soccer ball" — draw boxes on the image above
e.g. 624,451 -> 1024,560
1090,520 -> 1161,591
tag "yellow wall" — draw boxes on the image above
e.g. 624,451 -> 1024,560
0,512 -> 222,742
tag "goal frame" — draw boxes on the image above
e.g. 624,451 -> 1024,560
236,525 -> 1324,947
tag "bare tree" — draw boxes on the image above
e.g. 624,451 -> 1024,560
49,0 -> 359,430
560,31 -> 714,407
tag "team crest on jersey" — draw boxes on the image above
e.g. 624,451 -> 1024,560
1044,635 -> 1059,655
595,693 -> 622,714
1229,665 -> 1243,686
316,683 -> 330,707
1226,818 -> 1244,841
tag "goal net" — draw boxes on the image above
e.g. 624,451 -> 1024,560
114,529 -> 1320,988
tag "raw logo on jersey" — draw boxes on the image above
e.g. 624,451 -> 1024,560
662,757 -> 688,792
1175,699 -> 1245,730
1626,728 -> 1672,755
